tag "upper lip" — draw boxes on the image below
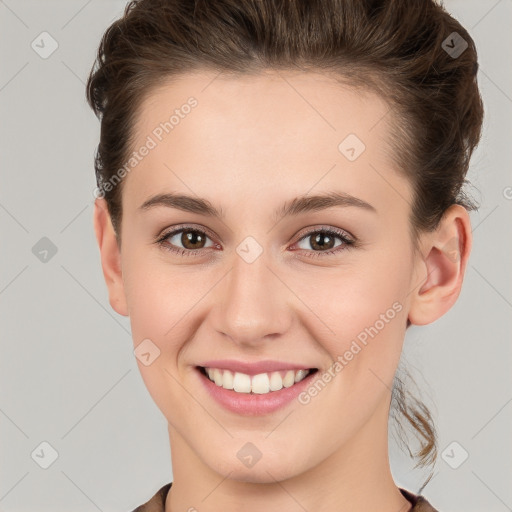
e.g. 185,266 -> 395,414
197,359 -> 316,376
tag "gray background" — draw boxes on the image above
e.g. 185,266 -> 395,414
1,1 -> 511,511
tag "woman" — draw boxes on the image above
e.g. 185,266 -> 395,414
86,0 -> 484,510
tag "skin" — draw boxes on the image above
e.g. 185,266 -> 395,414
93,69 -> 472,512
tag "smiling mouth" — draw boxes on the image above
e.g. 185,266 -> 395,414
197,366 -> 318,395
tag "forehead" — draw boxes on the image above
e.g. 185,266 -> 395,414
134,68 -> 392,152
124,69 -> 410,215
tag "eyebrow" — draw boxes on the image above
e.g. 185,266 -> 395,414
139,191 -> 377,220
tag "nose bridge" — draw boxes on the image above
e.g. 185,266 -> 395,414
214,240 -> 291,345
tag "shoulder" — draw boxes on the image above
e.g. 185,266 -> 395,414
131,482 -> 172,512
400,487 -> 440,512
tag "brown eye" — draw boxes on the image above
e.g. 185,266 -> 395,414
294,227 -> 355,257
308,232 -> 337,251
179,229 -> 207,250
157,226 -> 216,256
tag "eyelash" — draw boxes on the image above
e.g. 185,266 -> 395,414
155,224 -> 356,259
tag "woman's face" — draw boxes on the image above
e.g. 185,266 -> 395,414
104,69 -> 425,482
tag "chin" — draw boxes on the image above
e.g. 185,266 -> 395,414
205,450 -> 302,484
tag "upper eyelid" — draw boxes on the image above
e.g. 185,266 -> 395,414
159,224 -> 217,243
295,225 -> 353,241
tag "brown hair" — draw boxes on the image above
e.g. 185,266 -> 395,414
86,0 -> 484,484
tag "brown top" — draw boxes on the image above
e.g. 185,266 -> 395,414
131,483 -> 439,511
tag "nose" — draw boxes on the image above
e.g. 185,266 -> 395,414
211,248 -> 293,348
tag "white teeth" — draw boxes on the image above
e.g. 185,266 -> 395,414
203,367 -> 311,394
269,371 -> 283,391
233,372 -> 251,393
283,370 -> 295,388
213,368 -> 223,386
294,369 -> 309,382
222,369 -> 234,390
251,373 -> 270,394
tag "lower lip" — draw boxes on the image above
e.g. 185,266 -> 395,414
195,367 -> 318,416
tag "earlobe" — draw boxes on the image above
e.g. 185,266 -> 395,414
93,199 -> 129,317
408,205 -> 472,326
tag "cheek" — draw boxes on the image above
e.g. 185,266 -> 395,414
293,254 -> 410,346
119,248 -> 196,406
120,244 -> 240,420
293,253 -> 411,405
123,256 -> 198,420
122,244 -> 198,342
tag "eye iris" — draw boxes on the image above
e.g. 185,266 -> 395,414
310,232 -> 335,251
182,230 -> 206,250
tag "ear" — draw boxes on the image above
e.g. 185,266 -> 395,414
93,198 -> 129,317
408,204 -> 472,326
